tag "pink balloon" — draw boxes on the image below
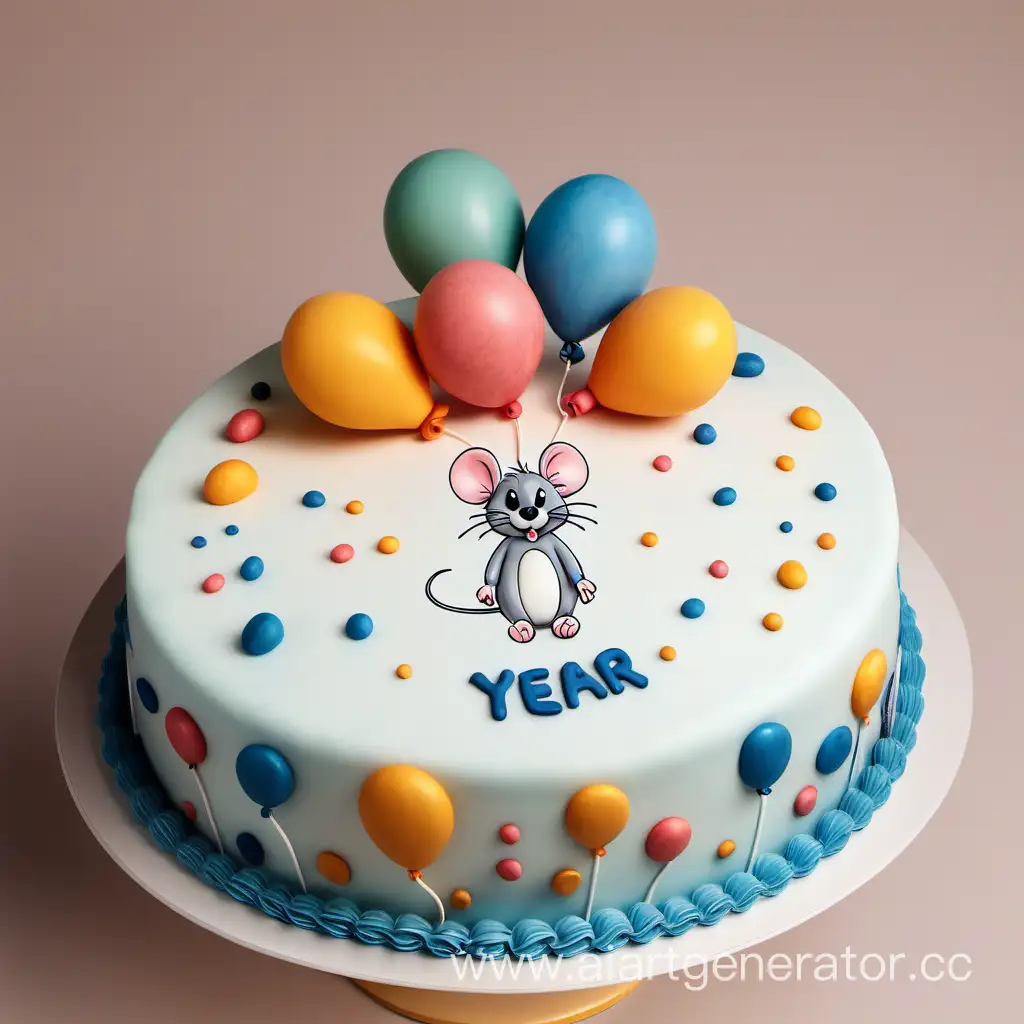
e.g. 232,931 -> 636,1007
645,816 -> 692,863
413,260 -> 545,408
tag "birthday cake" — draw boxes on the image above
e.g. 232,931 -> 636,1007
104,151 -> 925,958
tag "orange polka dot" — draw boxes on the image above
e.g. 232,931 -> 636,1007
641,532 -> 658,547
776,455 -> 795,472
817,533 -> 836,550
777,560 -> 808,590
316,851 -> 351,885
346,500 -> 364,514
450,889 -> 472,910
659,646 -> 677,661
396,664 -> 412,679
790,406 -> 822,430
377,536 -> 400,554
551,869 -> 582,897
763,613 -> 784,631
718,840 -> 737,858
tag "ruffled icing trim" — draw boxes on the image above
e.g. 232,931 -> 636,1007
98,589 -> 926,959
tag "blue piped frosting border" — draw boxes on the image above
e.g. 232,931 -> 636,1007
98,590 -> 925,959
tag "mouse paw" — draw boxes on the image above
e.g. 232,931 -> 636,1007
552,615 -> 580,639
476,585 -> 496,606
576,579 -> 597,603
508,620 -> 536,643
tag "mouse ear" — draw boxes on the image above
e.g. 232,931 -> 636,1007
449,447 -> 502,504
539,441 -> 589,496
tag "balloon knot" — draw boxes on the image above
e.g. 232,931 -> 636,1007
594,847 -> 607,858
559,341 -> 586,365
408,870 -> 422,881
564,388 -> 597,417
260,807 -> 272,819
863,716 -> 870,726
419,403 -> 449,441
188,763 -> 196,771
757,788 -> 772,797
504,400 -> 523,420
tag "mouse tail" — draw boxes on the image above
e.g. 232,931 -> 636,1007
425,569 -> 501,614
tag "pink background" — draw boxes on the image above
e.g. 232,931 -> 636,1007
1,0 -> 1021,1019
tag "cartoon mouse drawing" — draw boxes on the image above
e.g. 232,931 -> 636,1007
425,441 -> 598,643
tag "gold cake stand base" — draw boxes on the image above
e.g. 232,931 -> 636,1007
352,978 -> 642,1024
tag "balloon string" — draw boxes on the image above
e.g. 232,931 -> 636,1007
551,360 -> 572,444
125,659 -> 138,736
442,427 -> 476,449
583,851 -> 601,922
413,873 -> 446,925
847,718 -> 865,790
644,861 -> 670,905
745,792 -> 769,872
512,416 -> 523,464
268,810 -> 306,893
191,765 -> 223,853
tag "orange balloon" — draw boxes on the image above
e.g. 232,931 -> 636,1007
851,649 -> 888,719
584,286 -> 737,417
565,784 -> 630,852
358,764 -> 455,872
282,293 -> 445,436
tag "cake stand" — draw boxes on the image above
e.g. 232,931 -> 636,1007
55,530 -> 971,1024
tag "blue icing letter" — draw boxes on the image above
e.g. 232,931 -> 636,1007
519,667 -> 562,717
594,649 -> 648,695
560,661 -> 608,709
470,670 -> 516,722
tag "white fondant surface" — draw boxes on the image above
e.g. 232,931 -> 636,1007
126,301 -> 899,926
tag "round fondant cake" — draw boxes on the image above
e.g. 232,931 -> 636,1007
105,152 -> 926,958
120,301 -> 907,941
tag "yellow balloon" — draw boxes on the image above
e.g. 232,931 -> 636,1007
565,784 -> 630,852
851,649 -> 888,719
282,293 -> 445,436
358,765 -> 455,872
588,286 -> 737,417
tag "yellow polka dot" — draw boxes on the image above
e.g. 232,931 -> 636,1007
777,560 -> 808,590
203,459 -> 258,505
776,455 -> 795,472
316,851 -> 351,885
717,840 -> 736,859
377,535 -> 400,554
762,612 -> 784,631
641,532 -> 658,547
346,500 -> 364,514
790,406 -> 822,430
396,664 -> 412,679
551,869 -> 583,897
817,532 -> 836,550
659,646 -> 677,661
450,889 -> 472,910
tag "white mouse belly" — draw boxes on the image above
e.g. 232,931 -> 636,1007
518,548 -> 561,627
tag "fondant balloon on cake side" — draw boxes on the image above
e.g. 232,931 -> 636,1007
164,707 -> 223,853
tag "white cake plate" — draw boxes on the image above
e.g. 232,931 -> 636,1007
55,530 -> 970,1024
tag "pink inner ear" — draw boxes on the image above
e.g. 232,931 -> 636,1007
450,448 -> 502,504
539,442 -> 589,496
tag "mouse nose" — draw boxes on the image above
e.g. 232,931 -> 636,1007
519,505 -> 539,522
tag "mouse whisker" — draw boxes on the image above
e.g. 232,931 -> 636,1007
564,502 -> 598,509
458,521 -> 495,540
550,510 -> 599,526
551,518 -> 587,532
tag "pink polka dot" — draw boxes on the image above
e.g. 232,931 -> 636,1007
496,858 -> 523,881
330,544 -> 354,564
709,560 -> 729,579
182,801 -> 197,821
794,785 -> 818,816
202,573 -> 225,594
652,455 -> 672,472
498,823 -> 521,845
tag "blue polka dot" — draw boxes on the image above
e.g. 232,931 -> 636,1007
780,521 -> 793,533
681,598 -> 706,619
191,535 -> 207,548
240,556 -> 264,581
693,423 -> 717,445
816,725 -> 854,774
135,677 -> 159,713
250,381 -> 271,401
302,490 -> 326,508
814,482 -> 837,502
236,832 -> 265,866
713,487 -> 736,506
345,613 -> 374,640
225,524 -> 239,536
732,352 -> 765,378
241,612 -> 284,655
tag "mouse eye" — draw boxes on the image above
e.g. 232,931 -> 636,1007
535,488 -> 547,508
504,489 -> 519,511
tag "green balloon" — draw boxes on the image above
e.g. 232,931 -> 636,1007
384,149 -> 525,293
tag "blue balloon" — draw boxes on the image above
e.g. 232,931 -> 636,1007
738,722 -> 792,793
235,744 -> 295,809
816,725 -> 854,775
524,174 -> 656,343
